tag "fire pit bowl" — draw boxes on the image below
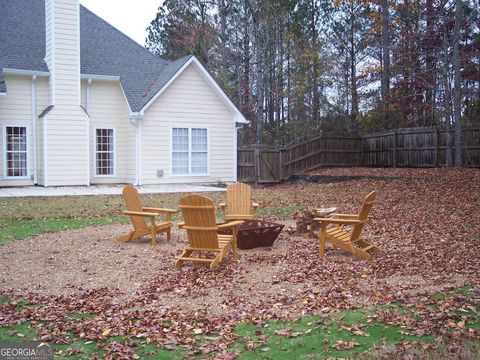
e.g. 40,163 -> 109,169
218,220 -> 284,250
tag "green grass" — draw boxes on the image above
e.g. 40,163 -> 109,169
229,309 -> 435,359
0,216 -> 128,245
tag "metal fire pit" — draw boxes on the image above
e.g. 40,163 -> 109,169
218,220 -> 284,250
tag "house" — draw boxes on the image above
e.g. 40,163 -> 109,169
0,0 -> 247,187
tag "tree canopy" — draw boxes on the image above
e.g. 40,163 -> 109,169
146,0 -> 480,152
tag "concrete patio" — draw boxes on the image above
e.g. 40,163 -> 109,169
0,184 -> 226,197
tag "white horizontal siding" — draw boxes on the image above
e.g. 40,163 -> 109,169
141,63 -> 235,184
0,75 -> 35,186
44,109 -> 88,185
86,80 -> 134,184
46,0 -> 81,106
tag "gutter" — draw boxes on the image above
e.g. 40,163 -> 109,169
2,68 -> 121,82
128,113 -> 144,186
233,124 -> 244,182
85,79 -> 92,186
2,68 -> 50,77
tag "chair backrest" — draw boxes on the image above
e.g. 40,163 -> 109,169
123,185 -> 147,230
180,194 -> 219,249
226,182 -> 252,216
350,190 -> 377,241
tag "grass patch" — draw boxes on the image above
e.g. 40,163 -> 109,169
0,216 -> 129,245
55,339 -> 104,359
63,313 -> 96,321
0,321 -> 38,342
0,193 -> 215,221
230,308 -> 435,359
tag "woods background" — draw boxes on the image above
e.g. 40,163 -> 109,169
145,0 -> 479,167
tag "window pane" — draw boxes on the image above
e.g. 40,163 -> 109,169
95,128 -> 114,175
5,126 -> 27,177
192,128 -> 207,151
172,152 -> 188,175
172,128 -> 188,151
191,152 -> 207,174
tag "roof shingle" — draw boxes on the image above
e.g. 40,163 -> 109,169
0,0 -> 189,111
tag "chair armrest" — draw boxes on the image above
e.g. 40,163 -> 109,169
123,210 -> 159,217
314,217 -> 365,225
330,213 -> 358,219
218,220 -> 244,229
143,207 -> 177,213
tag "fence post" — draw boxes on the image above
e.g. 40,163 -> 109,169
392,131 -> 397,168
279,149 -> 284,181
253,146 -> 259,185
434,126 -> 440,167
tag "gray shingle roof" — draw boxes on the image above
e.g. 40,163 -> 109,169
0,0 -> 190,112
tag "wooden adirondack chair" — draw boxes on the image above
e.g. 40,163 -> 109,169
314,190 -> 380,260
219,182 -> 259,221
117,185 -> 176,246
176,194 -> 243,269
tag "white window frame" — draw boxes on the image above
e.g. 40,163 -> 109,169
94,127 -> 116,177
3,124 -> 30,179
170,126 -> 209,176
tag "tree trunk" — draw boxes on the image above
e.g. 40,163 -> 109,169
453,0 -> 463,166
442,21 -> 453,167
349,3 -> 358,132
252,8 -> 263,144
424,0 -> 436,125
217,0 -> 227,68
381,0 -> 391,127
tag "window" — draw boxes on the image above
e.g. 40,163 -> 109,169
95,128 -> 115,176
4,126 -> 28,178
172,127 -> 208,175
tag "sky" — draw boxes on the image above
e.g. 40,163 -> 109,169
80,0 -> 163,46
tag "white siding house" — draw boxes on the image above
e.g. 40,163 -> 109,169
0,0 -> 247,187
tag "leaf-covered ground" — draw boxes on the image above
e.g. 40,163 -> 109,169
0,168 -> 479,358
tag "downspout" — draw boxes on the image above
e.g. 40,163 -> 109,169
85,78 -> 91,185
43,115 -> 48,187
31,75 -> 38,184
128,114 -> 143,186
233,124 -> 243,182
136,120 -> 142,186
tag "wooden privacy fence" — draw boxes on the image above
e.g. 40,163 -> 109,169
237,126 -> 480,183
363,127 -> 480,167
